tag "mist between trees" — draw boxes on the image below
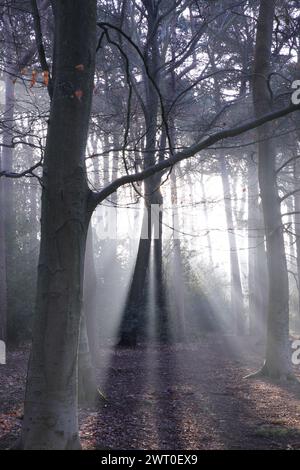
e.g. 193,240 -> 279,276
91,204 -> 217,239
1,0 -> 300,451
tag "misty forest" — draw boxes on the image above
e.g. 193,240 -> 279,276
1,0 -> 300,452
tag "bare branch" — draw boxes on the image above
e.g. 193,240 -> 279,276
90,102 -> 300,209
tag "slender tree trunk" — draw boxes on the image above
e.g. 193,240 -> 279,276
1,1 -> 48,344
20,0 -> 96,449
211,51 -> 244,334
294,159 -> 300,327
110,132 -> 119,260
294,51 -> 300,329
170,168 -> 186,341
252,0 -> 292,379
78,311 -> 97,406
247,159 -> 268,338
200,174 -> 213,265
154,129 -> 168,342
186,171 -> 196,237
111,133 -> 119,211
0,172 -> 7,343
285,197 -> 295,260
1,49 -> 15,344
83,225 -> 99,363
91,134 -> 100,188
221,156 -> 245,334
153,187 -> 168,342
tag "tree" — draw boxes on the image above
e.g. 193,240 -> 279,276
117,0 -> 168,346
0,172 -> 7,343
251,0 -> 293,379
220,155 -> 245,334
247,156 -> 268,338
20,0 -> 97,449
0,0 -> 50,343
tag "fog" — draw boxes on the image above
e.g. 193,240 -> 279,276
1,0 -> 300,452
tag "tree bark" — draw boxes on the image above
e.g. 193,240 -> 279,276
252,0 -> 292,379
20,0 -> 97,449
1,35 -> 15,344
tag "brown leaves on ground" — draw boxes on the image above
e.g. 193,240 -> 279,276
1,335 -> 300,450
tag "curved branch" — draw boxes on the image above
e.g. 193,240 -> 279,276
90,102 -> 300,209
0,160 -> 42,180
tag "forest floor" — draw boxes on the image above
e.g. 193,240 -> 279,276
1,334 -> 300,450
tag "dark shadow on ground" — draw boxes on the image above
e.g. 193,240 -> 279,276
1,336 -> 300,450
83,335 -> 300,450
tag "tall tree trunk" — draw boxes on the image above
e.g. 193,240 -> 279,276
211,50 -> 244,334
0,171 -> 7,343
83,225 -> 98,363
1,45 -> 15,344
118,1 -> 166,346
154,129 -> 168,342
294,51 -> 300,329
170,168 -> 186,341
294,158 -> 300,327
200,174 -> 213,265
78,311 -> 97,406
153,186 -> 168,342
118,207 -> 152,346
21,0 -> 96,449
252,0 -> 292,379
221,156 -> 245,334
1,1 -> 48,344
247,159 -> 268,338
110,132 -> 119,261
111,133 -> 119,213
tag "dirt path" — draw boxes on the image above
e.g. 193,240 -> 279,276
1,335 -> 300,450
